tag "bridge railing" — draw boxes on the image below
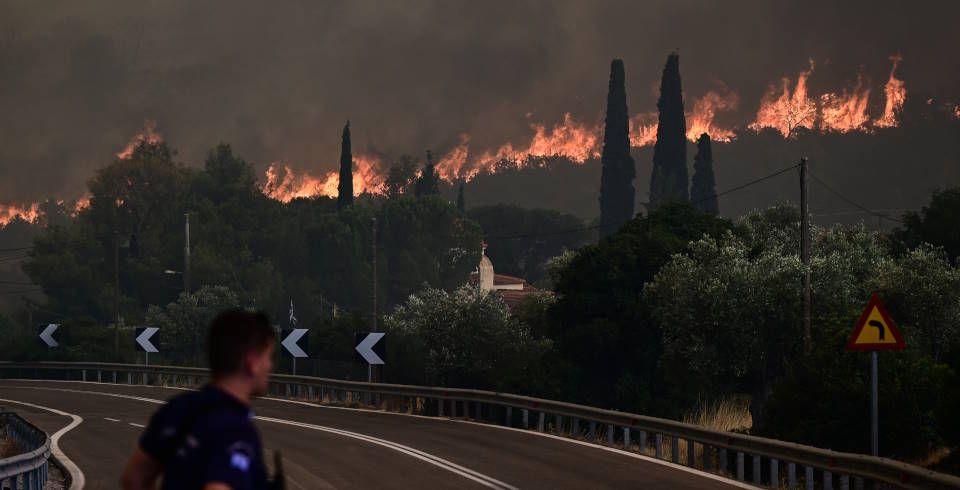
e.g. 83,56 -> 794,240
0,411 -> 51,490
3,361 -> 959,490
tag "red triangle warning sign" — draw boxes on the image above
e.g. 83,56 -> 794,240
846,293 -> 906,351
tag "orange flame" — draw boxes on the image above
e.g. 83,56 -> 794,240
72,195 -> 91,216
436,98 -> 738,182
819,74 -> 871,133
629,112 -> 659,147
436,113 -> 602,181
686,90 -> 739,142
0,202 -> 40,226
749,60 -> 817,137
260,155 -> 384,202
436,134 -> 473,181
874,55 -> 906,128
117,120 -> 163,159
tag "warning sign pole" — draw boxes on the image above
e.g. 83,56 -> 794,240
847,293 -> 905,458
871,351 -> 878,456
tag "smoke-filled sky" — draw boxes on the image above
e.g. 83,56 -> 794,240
2,0 -> 958,203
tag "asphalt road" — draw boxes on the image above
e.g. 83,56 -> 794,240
0,380 -> 750,489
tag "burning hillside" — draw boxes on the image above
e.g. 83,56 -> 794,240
0,54 -> 931,217
260,55 -> 912,202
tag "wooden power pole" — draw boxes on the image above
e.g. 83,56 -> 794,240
800,157 -> 812,354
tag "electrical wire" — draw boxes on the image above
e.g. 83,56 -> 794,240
486,161 -> 801,240
0,246 -> 33,252
0,288 -> 42,296
810,172 -> 904,224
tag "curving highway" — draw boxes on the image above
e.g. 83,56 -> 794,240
0,380 -> 752,489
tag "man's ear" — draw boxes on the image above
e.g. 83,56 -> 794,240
241,351 -> 257,377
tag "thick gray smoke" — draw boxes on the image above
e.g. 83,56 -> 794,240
1,0 -> 958,203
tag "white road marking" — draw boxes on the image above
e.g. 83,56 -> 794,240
128,422 -> 146,428
454,419 -> 759,490
258,416 -> 517,489
104,417 -> 120,422
3,379 -> 758,488
0,397 -> 87,490
0,384 -> 516,489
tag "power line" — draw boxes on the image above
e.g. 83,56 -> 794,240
0,246 -> 33,252
692,162 -> 800,206
810,172 -> 904,224
486,162 -> 801,241
0,288 -> 42,296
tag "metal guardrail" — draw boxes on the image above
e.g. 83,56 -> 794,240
0,411 -> 51,490
3,361 -> 960,490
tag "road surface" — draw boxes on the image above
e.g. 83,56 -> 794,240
0,380 -> 751,489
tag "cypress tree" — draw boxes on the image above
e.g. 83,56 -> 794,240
649,52 -> 688,208
337,121 -> 353,209
691,133 -> 718,215
456,182 -> 466,212
415,149 -> 440,196
598,58 -> 636,237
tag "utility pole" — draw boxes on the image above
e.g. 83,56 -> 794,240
184,212 -> 191,296
114,233 -> 121,361
371,217 -> 378,383
800,157 -> 812,355
372,217 -> 377,332
24,298 -> 32,340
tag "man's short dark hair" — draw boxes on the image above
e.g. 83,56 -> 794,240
207,309 -> 275,377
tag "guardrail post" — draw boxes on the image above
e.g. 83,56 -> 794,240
437,398 -> 444,417
671,438 -> 680,464
127,372 -> 132,384
588,421 -> 596,441
639,430 -> 647,454
607,424 -> 614,445
522,408 -> 529,428
853,476 -> 863,490
720,448 -> 728,475
770,458 -> 779,488
805,466 -> 814,490
572,418 -> 580,438
97,369 -> 102,382
703,445 -> 712,471
753,454 -> 761,483
688,440 -> 696,467
82,369 -> 86,382
788,462 -> 796,489
655,434 -> 663,458
823,470 -> 833,490
622,427 -> 630,450
537,412 -> 545,432
736,452 -> 744,481
505,406 -> 511,426
840,475 -> 849,490
475,401 -> 481,421
555,414 -> 562,434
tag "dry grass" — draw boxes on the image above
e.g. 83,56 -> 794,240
915,446 -> 951,467
623,396 -> 755,469
0,437 -> 23,458
682,395 -> 753,433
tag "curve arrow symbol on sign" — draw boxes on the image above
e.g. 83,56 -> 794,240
355,332 -> 385,365
281,328 -> 309,358
136,327 -> 159,353
40,324 -> 59,348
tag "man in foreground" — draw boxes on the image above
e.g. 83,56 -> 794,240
121,309 -> 278,490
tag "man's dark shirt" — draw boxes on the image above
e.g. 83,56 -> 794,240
140,385 -> 268,490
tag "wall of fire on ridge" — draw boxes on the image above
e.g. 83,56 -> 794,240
3,54 -> 955,224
